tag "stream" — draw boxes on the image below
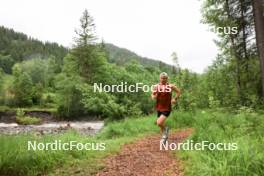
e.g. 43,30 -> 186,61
0,121 -> 104,135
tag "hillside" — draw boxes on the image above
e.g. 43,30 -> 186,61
0,26 -> 173,74
105,43 -> 173,70
0,26 -> 68,73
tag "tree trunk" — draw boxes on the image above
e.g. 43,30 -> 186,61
252,0 -> 264,98
239,0 -> 249,86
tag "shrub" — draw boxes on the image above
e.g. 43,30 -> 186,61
16,115 -> 42,125
15,108 -> 41,125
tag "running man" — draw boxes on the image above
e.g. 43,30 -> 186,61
151,72 -> 181,142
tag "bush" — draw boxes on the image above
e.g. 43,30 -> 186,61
15,108 -> 42,125
16,115 -> 42,125
79,83 -> 126,119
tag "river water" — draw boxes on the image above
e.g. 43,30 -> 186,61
0,121 -> 104,135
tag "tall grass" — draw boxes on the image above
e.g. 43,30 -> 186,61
0,115 -> 161,176
0,129 -> 138,176
173,110 -> 264,176
1,110 -> 264,175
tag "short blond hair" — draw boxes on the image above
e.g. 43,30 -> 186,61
160,72 -> 168,78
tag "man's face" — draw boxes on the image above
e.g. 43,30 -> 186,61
160,76 -> 168,84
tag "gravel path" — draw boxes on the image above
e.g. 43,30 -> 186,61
97,128 -> 193,176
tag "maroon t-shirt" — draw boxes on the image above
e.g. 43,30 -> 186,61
154,83 -> 172,111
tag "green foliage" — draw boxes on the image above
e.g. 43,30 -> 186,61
55,73 -> 85,119
15,108 -> 42,125
18,57 -> 59,87
16,115 -> 41,125
0,54 -> 15,74
0,68 -> 3,93
16,108 -> 25,117
200,0 -> 261,108
31,83 -> 44,105
40,92 -> 57,108
0,74 -> 15,106
170,69 -> 200,111
78,83 -> 126,119
12,65 -> 33,106
71,9 -> 107,83
208,95 -> 220,109
2,57 -> 61,107
71,45 -> 107,83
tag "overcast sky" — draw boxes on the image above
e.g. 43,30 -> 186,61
0,0 -> 219,73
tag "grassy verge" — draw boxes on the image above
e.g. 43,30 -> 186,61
1,109 -> 264,175
172,109 -> 264,176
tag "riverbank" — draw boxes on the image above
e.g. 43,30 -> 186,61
0,107 -> 104,135
0,121 -> 104,135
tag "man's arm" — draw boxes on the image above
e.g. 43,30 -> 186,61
171,84 -> 181,104
151,85 -> 158,100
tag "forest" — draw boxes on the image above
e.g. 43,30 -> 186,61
0,1 -> 264,120
0,12 -> 197,120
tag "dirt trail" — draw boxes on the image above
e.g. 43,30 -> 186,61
97,128 -> 193,176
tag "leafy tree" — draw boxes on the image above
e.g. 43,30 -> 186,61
200,0 -> 261,107
20,58 -> 47,85
55,54 -> 86,118
79,83 -> 126,119
55,73 -> 85,119
32,83 -> 44,105
12,64 -> 33,106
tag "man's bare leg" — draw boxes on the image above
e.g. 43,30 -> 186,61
156,115 -> 166,133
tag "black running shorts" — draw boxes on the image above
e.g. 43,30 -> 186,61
157,111 -> 171,118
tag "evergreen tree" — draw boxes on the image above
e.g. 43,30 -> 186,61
71,9 -> 106,82
171,52 -> 180,74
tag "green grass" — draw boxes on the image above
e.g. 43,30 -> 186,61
1,110 -> 264,176
0,105 -> 11,113
173,110 -> 264,176
0,115 -> 160,176
16,116 -> 42,125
